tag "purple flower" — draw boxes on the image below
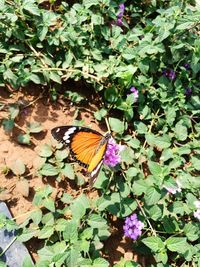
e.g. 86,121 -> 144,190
123,214 -> 144,240
130,87 -> 139,102
118,3 -> 125,18
163,180 -> 182,195
194,209 -> 200,220
162,69 -> 176,81
116,18 -> 123,27
185,87 -> 192,96
183,63 -> 190,70
103,138 -> 124,167
112,3 -> 125,27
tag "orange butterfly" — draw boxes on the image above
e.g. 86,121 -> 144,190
51,126 -> 111,184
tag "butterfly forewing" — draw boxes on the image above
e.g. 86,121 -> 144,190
71,131 -> 103,166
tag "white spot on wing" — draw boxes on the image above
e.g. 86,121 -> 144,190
63,127 -> 76,141
90,160 -> 103,177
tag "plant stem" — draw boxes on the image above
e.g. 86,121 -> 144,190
135,198 -> 157,237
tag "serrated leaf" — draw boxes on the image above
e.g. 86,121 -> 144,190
142,236 -> 165,252
39,163 -> 59,176
184,223 -> 200,241
43,198 -> 55,212
148,161 -> 162,177
37,144 -> 53,157
145,133 -> 171,149
38,225 -> 54,239
55,149 -> 68,161
61,164 -> 74,179
18,228 -> 37,242
144,187 -> 161,206
166,237 -> 187,253
87,214 -> 107,228
109,117 -> 125,134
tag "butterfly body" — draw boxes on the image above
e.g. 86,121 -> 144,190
51,126 -> 111,183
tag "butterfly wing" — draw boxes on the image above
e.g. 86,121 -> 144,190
51,126 -> 108,181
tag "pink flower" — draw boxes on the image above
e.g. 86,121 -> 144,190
194,209 -> 200,220
130,87 -> 139,102
163,180 -> 182,195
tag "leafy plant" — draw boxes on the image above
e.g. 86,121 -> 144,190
0,0 -> 200,266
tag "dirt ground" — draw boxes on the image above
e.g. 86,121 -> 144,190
0,83 -> 146,266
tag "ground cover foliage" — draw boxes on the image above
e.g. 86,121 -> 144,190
0,0 -> 200,266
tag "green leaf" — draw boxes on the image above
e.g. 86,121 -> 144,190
55,149 -> 68,161
43,198 -> 55,212
18,228 -> 37,242
166,107 -> 176,126
38,225 -> 54,239
145,134 -> 171,149
104,87 -> 118,103
61,164 -> 75,180
184,223 -> 200,241
148,205 -> 163,221
94,108 -> 107,121
49,72 -> 61,84
2,119 -> 14,133
17,134 -> 31,145
142,236 -> 165,252
9,104 -> 19,119
174,121 -> 188,141
28,122 -> 43,133
191,155 -> 200,171
166,237 -> 188,253
30,209 -> 43,225
144,187 -> 161,206
71,194 -> 90,220
83,0 -> 99,8
63,220 -> 78,242
155,250 -> 168,265
162,217 -> 177,233
65,248 -> 80,267
134,121 -> 148,134
125,167 -> 139,180
148,161 -> 163,177
92,258 -> 109,267
10,159 -> 25,175
39,163 -> 59,176
37,144 -> 53,157
87,214 -> 107,229
23,1 -> 40,16
22,256 -> 34,267
109,117 -> 125,134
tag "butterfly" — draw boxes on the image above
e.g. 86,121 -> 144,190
51,126 -> 111,185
